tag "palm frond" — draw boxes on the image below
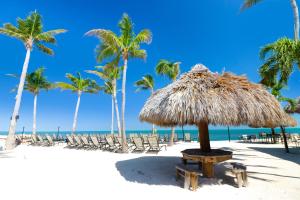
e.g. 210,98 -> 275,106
132,29 -> 152,46
129,49 -> 147,60
55,82 -> 77,92
118,13 -> 133,47
85,69 -> 108,79
25,67 -> 52,94
36,43 -> 54,55
0,26 -> 26,41
95,43 -> 118,62
156,59 -> 180,81
135,74 -> 154,92
85,29 -> 122,48
241,0 -> 263,11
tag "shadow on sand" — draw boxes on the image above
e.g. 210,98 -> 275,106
249,147 -> 300,165
115,156 -> 270,187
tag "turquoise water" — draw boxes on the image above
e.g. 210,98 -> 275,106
1,127 -> 299,141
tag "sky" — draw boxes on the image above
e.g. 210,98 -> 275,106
0,0 -> 299,132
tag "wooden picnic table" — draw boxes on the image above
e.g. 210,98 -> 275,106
181,148 -> 232,178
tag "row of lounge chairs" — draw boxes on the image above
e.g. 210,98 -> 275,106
240,133 -> 300,146
129,133 -> 192,143
66,134 -> 167,153
30,134 -> 65,146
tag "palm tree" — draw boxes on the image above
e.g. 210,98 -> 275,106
25,67 -> 52,135
86,65 -> 121,136
156,59 -> 181,146
259,51 -> 298,152
86,13 -> 152,152
259,38 -> 300,87
285,97 -> 300,113
0,11 -> 66,150
55,73 -> 100,134
135,74 -> 155,134
241,0 -> 299,40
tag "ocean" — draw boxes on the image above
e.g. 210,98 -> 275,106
1,127 -> 299,141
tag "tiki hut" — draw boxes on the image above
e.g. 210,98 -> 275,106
139,64 -> 296,152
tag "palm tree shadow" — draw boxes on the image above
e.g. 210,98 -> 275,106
249,147 -> 300,165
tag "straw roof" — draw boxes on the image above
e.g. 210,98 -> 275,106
139,64 -> 296,128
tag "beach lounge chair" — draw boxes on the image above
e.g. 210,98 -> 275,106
141,134 -> 149,146
66,135 -> 76,148
37,135 -> 49,146
147,136 -> 167,152
174,133 -> 178,142
90,136 -> 102,149
30,134 -> 39,146
132,136 -> 146,152
80,135 -> 92,149
291,134 -> 300,147
104,136 -> 120,152
259,132 -> 267,142
184,133 -> 191,142
164,134 -> 169,143
115,136 -> 134,152
73,135 -> 84,148
240,135 -> 249,143
46,135 -> 55,146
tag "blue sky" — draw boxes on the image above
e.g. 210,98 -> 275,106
0,0 -> 299,132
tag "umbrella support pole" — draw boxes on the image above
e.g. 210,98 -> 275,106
198,122 -> 211,152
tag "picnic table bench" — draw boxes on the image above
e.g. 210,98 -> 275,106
225,162 -> 248,188
176,164 -> 201,191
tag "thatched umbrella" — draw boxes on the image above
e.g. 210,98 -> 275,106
139,64 -> 296,152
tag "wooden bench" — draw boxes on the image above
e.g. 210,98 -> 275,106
175,164 -> 201,191
225,162 -> 248,188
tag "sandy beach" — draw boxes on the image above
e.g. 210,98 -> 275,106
0,140 -> 299,200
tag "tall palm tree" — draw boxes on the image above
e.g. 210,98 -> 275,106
55,73 -> 100,134
156,59 -> 181,146
86,13 -> 152,152
0,11 -> 66,150
25,67 -> 52,135
241,0 -> 299,40
86,64 -> 121,136
135,74 -> 155,134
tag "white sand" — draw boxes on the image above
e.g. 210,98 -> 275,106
0,141 -> 299,200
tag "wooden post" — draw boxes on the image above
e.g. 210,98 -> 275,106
198,122 -> 211,152
202,162 -> 214,178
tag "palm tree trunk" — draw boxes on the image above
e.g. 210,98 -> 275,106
169,127 -> 175,146
111,95 -> 114,134
271,128 -> 276,144
150,89 -> 155,135
32,94 -> 38,135
290,0 -> 299,40
121,58 -> 128,152
6,48 -> 31,150
113,79 -> 121,136
72,91 -> 82,134
280,126 -> 289,153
